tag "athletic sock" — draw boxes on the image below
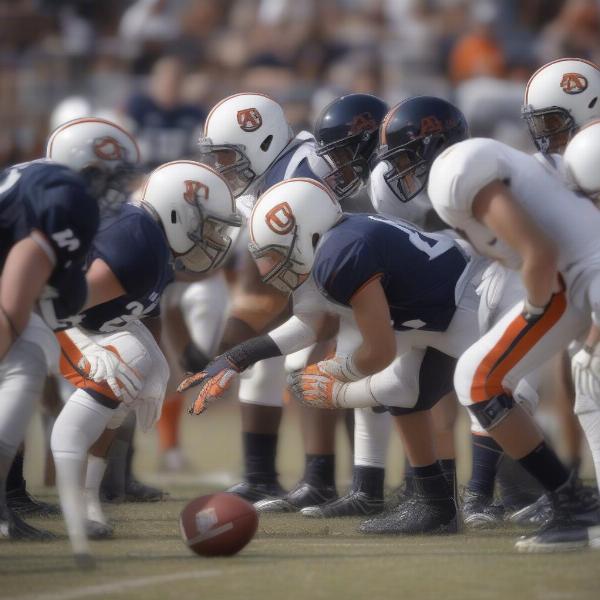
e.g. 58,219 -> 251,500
578,410 -> 600,494
303,454 -> 335,488
354,407 -> 390,469
157,393 -> 183,451
243,432 -> 278,485
467,433 -> 503,497
102,412 -> 135,498
412,462 -> 449,498
85,456 -> 108,525
439,459 -> 457,501
517,441 -> 570,492
352,465 -> 384,499
51,390 -> 115,555
6,448 -> 25,493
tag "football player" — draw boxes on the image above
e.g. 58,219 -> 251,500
197,92 -> 343,511
48,157 -> 241,568
179,173 -> 542,535
0,117 -> 137,540
404,95 -> 600,551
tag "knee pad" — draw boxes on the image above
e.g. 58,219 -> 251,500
468,393 -> 514,431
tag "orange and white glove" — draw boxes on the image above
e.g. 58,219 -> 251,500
178,355 -> 239,415
316,354 -> 364,383
287,363 -> 346,409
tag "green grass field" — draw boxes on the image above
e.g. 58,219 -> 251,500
1,401 -> 599,600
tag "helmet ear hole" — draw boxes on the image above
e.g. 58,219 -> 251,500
312,233 -> 320,249
260,135 -> 273,152
171,210 -> 177,224
589,97 -> 598,109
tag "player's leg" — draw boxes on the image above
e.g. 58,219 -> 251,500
359,348 -> 458,534
0,338 -> 55,540
454,297 -> 598,550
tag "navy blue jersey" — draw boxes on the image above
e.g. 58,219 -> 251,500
125,93 -> 205,169
78,203 -> 174,332
313,214 -> 469,332
0,160 -> 98,296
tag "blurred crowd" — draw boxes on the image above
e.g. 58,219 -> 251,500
2,0 -> 600,168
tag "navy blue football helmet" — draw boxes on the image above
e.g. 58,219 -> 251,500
376,96 -> 469,203
314,93 -> 388,198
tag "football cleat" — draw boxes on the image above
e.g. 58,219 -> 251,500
7,485 -> 61,517
359,473 -> 458,535
385,477 -> 414,511
515,474 -> 600,553
226,480 -> 287,504
515,523 -> 600,553
462,488 -> 505,529
86,519 -> 114,540
301,489 -> 384,518
508,493 -> 552,526
124,478 -> 165,502
0,508 -> 56,541
254,481 -> 337,513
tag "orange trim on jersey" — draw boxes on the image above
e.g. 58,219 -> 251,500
56,331 -> 120,401
470,290 -> 566,402
349,273 -> 383,303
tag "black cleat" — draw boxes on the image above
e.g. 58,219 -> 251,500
385,477 -> 415,511
508,493 -> 552,526
462,488 -> 505,529
86,519 -> 114,540
515,474 -> 600,553
515,523 -> 600,553
226,480 -> 287,504
301,489 -> 384,518
359,473 -> 458,535
7,486 -> 61,517
254,481 -> 337,513
0,508 -> 56,541
124,479 -> 165,502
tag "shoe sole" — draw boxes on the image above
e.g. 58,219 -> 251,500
463,514 -> 503,529
254,499 -> 298,513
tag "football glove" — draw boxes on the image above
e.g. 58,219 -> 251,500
178,354 -> 239,415
572,345 -> 600,404
316,354 -> 363,382
78,343 -> 142,405
287,363 -> 344,409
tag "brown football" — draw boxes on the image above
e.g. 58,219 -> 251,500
179,492 -> 258,557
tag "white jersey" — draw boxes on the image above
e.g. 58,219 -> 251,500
428,138 -> 600,285
368,161 -> 432,227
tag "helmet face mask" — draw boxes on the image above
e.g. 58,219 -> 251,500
521,105 -> 575,154
82,162 -> 139,217
197,140 -> 256,197
248,227 -> 307,293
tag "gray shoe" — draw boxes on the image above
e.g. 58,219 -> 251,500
255,481 -> 337,513
462,489 -> 504,529
86,519 -> 114,539
301,490 -> 384,518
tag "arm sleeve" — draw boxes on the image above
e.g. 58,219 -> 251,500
427,138 -> 505,227
313,237 -> 382,306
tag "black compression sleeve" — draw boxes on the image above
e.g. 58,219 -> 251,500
224,335 -> 282,372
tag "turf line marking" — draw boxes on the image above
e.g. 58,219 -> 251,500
9,570 -> 223,600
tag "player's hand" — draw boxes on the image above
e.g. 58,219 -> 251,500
572,345 -> 600,402
178,354 -> 239,415
316,354 -> 363,383
79,345 -> 142,404
287,363 -> 344,409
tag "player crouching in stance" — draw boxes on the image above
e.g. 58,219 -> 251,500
414,98 -> 600,551
0,118 -> 137,541
49,159 -> 241,568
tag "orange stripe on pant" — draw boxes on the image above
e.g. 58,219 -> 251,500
471,291 -> 567,402
56,331 -> 119,401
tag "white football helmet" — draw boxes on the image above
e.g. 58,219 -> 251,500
141,160 -> 242,273
564,119 -> 600,200
523,58 -> 600,154
46,117 -> 140,214
248,178 -> 342,293
198,93 -> 293,196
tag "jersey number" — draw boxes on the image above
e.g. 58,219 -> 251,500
368,215 -> 453,260
51,229 -> 80,252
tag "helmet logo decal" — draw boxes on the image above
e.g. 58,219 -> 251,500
348,113 -> 377,135
561,73 -> 588,95
237,108 -> 262,132
420,116 -> 444,136
183,180 -> 209,204
265,202 -> 295,234
93,137 -> 125,161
